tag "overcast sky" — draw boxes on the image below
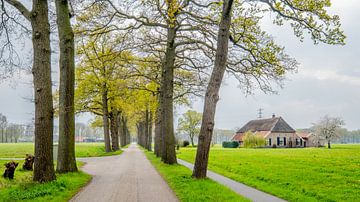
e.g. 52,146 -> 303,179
0,0 -> 359,130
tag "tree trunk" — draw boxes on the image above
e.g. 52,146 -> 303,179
193,0 -> 234,179
31,0 -> 56,182
328,140 -> 331,149
116,111 -> 122,148
110,109 -> 120,151
126,127 -> 130,145
154,102 -> 162,157
148,110 -> 153,151
190,135 -> 195,147
137,122 -> 145,147
145,109 -> 150,150
56,0 -> 77,173
120,116 -> 127,147
101,85 -> 111,152
160,26 -> 177,164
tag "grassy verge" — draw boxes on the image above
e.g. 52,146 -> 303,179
75,143 -> 123,157
0,161 -> 91,202
144,150 -> 249,202
0,143 -> 122,158
177,144 -> 360,202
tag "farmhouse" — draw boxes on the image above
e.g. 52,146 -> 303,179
232,115 -> 306,148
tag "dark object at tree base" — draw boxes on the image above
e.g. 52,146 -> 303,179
3,161 -> 19,179
23,154 -> 35,171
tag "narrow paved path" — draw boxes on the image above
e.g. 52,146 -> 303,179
177,159 -> 286,202
71,144 -> 178,202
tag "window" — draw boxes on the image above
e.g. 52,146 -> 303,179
296,138 -> 299,146
284,137 -> 286,146
279,138 -> 284,146
268,138 -> 272,146
277,137 -> 280,146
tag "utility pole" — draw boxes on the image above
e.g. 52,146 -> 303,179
257,108 -> 263,119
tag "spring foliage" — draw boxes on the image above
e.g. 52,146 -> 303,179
243,131 -> 266,148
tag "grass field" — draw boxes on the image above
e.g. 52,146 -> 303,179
144,150 -> 250,202
177,144 -> 360,202
0,161 -> 91,201
0,143 -> 122,158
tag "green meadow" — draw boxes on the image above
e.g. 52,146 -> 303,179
0,143 -> 122,158
177,144 -> 360,202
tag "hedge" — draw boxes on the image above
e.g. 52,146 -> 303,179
222,141 -> 239,148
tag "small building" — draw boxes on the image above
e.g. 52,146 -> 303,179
232,115 -> 305,148
297,132 -> 325,147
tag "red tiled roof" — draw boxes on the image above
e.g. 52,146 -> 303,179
297,132 -> 312,138
232,133 -> 244,141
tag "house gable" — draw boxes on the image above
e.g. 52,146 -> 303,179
236,117 -> 295,134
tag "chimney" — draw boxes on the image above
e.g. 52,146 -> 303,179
272,113 -> 275,118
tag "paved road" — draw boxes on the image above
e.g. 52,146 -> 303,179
71,144 -> 178,202
178,159 -> 287,202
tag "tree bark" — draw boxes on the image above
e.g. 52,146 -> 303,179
101,85 -> 111,152
148,110 -> 153,151
154,102 -> 162,157
160,26 -> 177,164
145,109 -> 150,150
193,0 -> 234,179
328,140 -> 331,149
120,116 -> 127,147
56,0 -> 77,173
126,128 -> 130,145
31,0 -> 56,182
110,109 -> 120,151
190,135 -> 195,147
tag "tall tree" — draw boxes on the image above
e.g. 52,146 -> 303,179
313,115 -> 345,149
193,0 -> 345,178
193,0 -> 234,178
56,0 -> 77,173
1,0 -> 56,182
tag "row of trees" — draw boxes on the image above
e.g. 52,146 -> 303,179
1,0 -> 345,181
0,113 -> 26,143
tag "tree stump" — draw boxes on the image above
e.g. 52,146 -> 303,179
3,161 -> 19,179
23,154 -> 35,171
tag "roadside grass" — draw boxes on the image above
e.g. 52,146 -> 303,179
177,144 -> 360,202
75,143 -> 123,157
0,143 -> 122,158
144,150 -> 250,202
0,161 -> 91,202
121,144 -> 130,149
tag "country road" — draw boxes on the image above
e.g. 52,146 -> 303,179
70,144 -> 178,202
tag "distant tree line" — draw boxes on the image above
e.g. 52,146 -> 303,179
0,113 -> 33,143
332,129 -> 360,144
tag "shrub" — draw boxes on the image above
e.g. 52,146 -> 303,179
222,141 -> 239,148
243,131 -> 266,148
183,140 -> 190,147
